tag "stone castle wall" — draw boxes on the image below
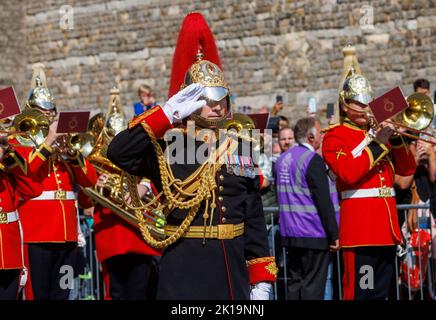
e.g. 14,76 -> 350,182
1,0 -> 435,123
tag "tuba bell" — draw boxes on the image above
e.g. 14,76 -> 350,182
65,112 -> 105,158
223,113 -> 256,132
222,113 -> 257,143
66,132 -> 96,158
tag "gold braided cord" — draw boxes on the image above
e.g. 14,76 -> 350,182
135,202 -> 201,248
128,123 -> 234,248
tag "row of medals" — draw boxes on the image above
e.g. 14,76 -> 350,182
224,155 -> 256,178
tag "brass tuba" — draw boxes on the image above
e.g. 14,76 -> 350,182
222,112 -> 261,150
64,112 -> 104,158
80,88 -> 165,239
223,113 -> 256,132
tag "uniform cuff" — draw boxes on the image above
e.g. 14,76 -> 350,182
129,106 -> 173,139
2,149 -> 27,174
365,139 -> 389,169
389,135 -> 403,147
69,154 -> 88,174
30,143 -> 53,162
247,257 -> 278,285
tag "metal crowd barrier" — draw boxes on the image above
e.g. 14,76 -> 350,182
73,204 -> 436,300
74,216 -> 102,300
264,203 -> 436,300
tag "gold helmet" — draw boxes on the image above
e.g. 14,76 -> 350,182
339,70 -> 373,106
183,53 -> 231,128
27,63 -> 56,111
168,13 -> 231,128
339,46 -> 373,106
183,52 -> 230,103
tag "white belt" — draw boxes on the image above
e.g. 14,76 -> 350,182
32,191 -> 76,201
341,187 -> 395,199
0,211 -> 19,224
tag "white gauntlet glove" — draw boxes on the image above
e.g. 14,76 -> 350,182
250,282 -> 272,300
162,83 -> 206,124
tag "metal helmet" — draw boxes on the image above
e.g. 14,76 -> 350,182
168,13 -> 231,128
105,87 -> 127,138
183,52 -> 230,102
184,52 -> 231,128
27,64 -> 56,111
339,69 -> 373,106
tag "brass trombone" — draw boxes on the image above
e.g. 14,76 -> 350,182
362,93 -> 436,145
12,108 -> 50,147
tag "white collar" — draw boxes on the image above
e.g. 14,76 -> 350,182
300,142 -> 315,152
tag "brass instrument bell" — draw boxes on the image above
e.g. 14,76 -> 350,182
12,108 -> 50,146
399,93 -> 434,131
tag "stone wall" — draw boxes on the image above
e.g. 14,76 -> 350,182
1,0 -> 436,123
0,0 -> 26,97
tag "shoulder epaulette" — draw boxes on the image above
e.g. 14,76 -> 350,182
321,123 -> 341,133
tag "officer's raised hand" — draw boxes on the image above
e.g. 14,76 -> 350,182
162,83 -> 206,124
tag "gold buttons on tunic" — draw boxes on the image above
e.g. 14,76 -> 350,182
219,175 -> 224,181
222,206 -> 227,213
218,196 -> 223,202
219,186 -> 224,192
222,217 -> 227,223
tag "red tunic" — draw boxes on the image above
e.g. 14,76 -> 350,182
93,205 -> 161,261
322,121 -> 416,247
11,139 -> 97,243
0,150 -> 42,269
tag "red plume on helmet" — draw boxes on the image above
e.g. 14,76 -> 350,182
168,12 -> 222,99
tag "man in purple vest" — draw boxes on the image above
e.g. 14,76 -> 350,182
275,117 -> 340,300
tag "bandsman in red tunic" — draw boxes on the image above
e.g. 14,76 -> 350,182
322,71 -> 416,300
0,136 -> 42,299
11,64 -> 97,300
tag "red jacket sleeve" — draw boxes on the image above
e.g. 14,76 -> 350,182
390,143 -> 416,176
77,188 -> 95,209
67,156 -> 98,188
2,149 -> 43,201
322,132 -> 389,185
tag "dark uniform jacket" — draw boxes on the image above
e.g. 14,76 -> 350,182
107,106 -> 277,300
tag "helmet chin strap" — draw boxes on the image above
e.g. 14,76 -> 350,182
189,112 -> 229,130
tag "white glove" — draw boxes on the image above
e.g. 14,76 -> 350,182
162,83 -> 206,124
77,230 -> 87,248
250,282 -> 272,300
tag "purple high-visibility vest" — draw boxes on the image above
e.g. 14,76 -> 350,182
275,145 -> 340,239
